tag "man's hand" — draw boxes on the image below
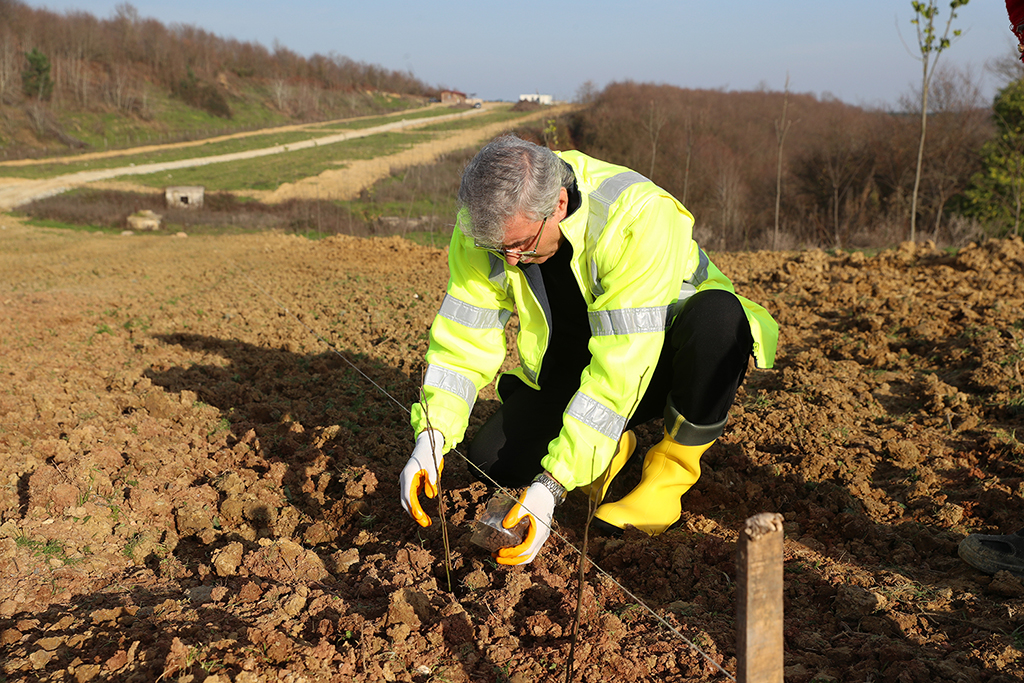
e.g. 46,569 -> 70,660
399,429 -> 444,527
496,482 -> 556,565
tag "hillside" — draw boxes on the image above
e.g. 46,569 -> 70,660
563,80 -> 1003,250
0,0 -> 438,159
0,101 -> 574,252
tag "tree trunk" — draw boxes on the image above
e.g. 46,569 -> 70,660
911,60 -> 929,244
774,77 -> 792,251
833,185 -> 841,248
682,110 -> 693,206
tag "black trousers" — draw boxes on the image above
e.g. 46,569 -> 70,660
468,289 -> 754,488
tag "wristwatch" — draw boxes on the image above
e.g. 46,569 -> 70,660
533,471 -> 566,506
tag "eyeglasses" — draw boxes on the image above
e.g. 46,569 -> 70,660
475,214 -> 550,262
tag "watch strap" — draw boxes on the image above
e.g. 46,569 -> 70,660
533,471 -> 566,506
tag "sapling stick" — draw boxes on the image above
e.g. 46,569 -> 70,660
420,384 -> 453,592
565,446 -> 597,683
565,369 -> 647,683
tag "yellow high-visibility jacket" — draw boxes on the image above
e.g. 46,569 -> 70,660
411,151 -> 778,490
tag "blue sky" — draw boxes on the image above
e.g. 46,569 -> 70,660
23,0 -> 1020,107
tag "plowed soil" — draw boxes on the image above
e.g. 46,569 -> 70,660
2,219 -> 1024,683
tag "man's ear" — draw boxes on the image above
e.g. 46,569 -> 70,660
557,187 -> 569,218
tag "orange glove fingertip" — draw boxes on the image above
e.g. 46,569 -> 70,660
407,472 -> 434,527
501,503 -> 524,530
408,497 -> 431,527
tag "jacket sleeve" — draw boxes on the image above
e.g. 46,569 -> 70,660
410,224 -> 513,452
541,192 -> 692,489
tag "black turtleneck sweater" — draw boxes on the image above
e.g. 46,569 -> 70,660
535,171 -> 591,386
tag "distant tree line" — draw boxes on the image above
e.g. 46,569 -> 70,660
0,0 -> 435,121
562,69 -> 1024,250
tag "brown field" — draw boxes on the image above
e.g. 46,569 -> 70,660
1,219 -> 1024,682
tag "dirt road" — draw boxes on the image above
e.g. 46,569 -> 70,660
0,104 -> 576,210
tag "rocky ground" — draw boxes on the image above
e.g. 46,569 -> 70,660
2,219 -> 1024,682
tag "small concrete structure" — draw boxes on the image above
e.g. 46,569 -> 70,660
127,210 -> 162,231
165,186 -> 204,209
519,94 -> 553,105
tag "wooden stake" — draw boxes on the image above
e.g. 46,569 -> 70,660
736,512 -> 784,683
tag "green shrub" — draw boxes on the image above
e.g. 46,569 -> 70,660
172,69 -> 232,119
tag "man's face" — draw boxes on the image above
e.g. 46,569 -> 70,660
498,188 -> 568,266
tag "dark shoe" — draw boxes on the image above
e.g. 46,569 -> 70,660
958,529 -> 1024,578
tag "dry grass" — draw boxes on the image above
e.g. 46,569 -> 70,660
15,147 -> 478,240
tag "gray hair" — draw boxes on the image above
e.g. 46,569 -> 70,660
456,134 -> 574,247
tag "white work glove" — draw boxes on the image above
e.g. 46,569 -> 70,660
496,482 -> 556,566
399,429 -> 444,527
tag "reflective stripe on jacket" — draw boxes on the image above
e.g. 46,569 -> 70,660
411,150 -> 778,490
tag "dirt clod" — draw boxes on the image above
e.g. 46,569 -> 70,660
212,541 -> 245,577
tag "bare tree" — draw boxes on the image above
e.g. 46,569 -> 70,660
773,74 -> 795,250
271,78 -> 289,111
681,106 -> 708,206
986,45 -> 1024,87
823,135 -> 868,248
907,0 -> 969,242
105,62 -> 136,112
642,98 -> 669,178
914,64 -> 989,237
0,27 -> 19,103
793,111 -> 871,249
682,109 -> 694,205
574,80 -> 599,105
716,155 -> 745,249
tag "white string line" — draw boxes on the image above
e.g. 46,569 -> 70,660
233,262 -> 737,681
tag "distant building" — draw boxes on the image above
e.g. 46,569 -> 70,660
165,186 -> 204,209
439,90 -> 467,104
519,94 -> 553,105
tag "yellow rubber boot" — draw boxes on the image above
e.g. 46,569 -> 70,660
578,430 -> 637,504
594,429 -> 713,535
